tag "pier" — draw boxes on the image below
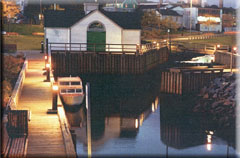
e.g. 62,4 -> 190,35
48,42 -> 169,76
2,52 -> 76,158
160,67 -> 224,95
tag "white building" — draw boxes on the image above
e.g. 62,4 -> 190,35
183,7 -> 222,32
44,7 -> 142,52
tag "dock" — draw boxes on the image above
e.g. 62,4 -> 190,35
16,52 -> 69,158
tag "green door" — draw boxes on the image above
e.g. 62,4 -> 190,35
87,31 -> 106,52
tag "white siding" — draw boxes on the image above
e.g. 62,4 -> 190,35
45,28 -> 69,50
200,24 -> 222,32
71,10 -> 123,51
122,30 -> 141,52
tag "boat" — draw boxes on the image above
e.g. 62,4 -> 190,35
58,76 -> 85,106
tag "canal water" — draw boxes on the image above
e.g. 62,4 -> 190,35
64,69 -> 236,158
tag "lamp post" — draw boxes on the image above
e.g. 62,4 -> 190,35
168,29 -> 171,53
47,82 -> 58,114
45,63 -> 50,82
230,46 -> 237,73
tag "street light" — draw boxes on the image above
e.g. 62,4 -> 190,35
230,47 -> 237,73
168,29 -> 171,53
47,82 -> 58,114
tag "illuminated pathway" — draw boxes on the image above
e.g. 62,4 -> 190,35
17,52 -> 67,158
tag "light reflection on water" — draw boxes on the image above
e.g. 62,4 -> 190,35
64,75 -> 236,158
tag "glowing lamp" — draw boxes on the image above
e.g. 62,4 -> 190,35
217,44 -> 220,48
45,55 -> 48,60
153,41 -> 156,44
152,103 -> 155,112
207,144 -> 212,151
46,63 -> 50,68
52,83 -> 59,91
233,47 -> 237,51
135,119 -> 139,128
163,40 -> 167,42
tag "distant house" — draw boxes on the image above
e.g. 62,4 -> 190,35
158,9 -> 183,28
44,7 -> 142,51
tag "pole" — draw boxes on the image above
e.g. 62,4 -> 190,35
47,83 -> 58,114
41,41 -> 44,53
230,51 -> 233,73
86,83 -> 92,158
190,0 -> 192,35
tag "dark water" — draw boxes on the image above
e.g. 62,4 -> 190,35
64,71 -> 236,158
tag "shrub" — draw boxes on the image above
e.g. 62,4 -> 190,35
2,80 -> 12,109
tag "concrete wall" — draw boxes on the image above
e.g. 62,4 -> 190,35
71,10 -> 123,51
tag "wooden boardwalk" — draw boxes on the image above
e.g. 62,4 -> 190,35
17,53 -> 67,158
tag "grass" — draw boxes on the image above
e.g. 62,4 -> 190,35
3,35 -> 44,50
3,24 -> 43,35
185,35 -> 237,47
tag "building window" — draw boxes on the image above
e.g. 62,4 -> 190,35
88,22 -> 105,32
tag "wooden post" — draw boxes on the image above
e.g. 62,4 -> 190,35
86,83 -> 92,158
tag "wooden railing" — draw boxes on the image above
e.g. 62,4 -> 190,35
170,41 -> 230,54
48,42 -> 167,55
5,60 -> 28,111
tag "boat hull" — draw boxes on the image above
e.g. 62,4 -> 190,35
60,94 -> 84,106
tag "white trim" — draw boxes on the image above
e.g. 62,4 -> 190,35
71,10 -> 123,30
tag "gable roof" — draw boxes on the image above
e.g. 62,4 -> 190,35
158,9 -> 181,16
99,10 -> 143,29
44,9 -> 143,29
44,10 -> 85,28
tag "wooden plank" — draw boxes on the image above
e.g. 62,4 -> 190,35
179,73 -> 182,95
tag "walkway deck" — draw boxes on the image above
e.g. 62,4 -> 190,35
17,52 -> 67,158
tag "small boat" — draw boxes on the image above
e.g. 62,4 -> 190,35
58,76 -> 85,106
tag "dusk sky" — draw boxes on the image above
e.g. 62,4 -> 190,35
158,0 -> 239,8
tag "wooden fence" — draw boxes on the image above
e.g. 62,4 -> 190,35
51,47 -> 169,76
160,67 -> 223,95
48,42 -> 167,54
215,51 -> 239,68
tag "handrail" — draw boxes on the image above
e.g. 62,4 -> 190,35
5,60 -> 28,112
48,42 -> 167,54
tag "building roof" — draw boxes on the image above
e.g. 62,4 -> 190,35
138,4 -> 159,10
100,10 -> 143,29
158,9 -> 181,16
44,10 -> 85,28
44,9 -> 143,29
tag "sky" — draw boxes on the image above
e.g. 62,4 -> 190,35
160,0 -> 239,8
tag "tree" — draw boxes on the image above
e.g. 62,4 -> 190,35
141,10 -> 162,39
2,0 -> 20,20
141,10 -> 179,40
